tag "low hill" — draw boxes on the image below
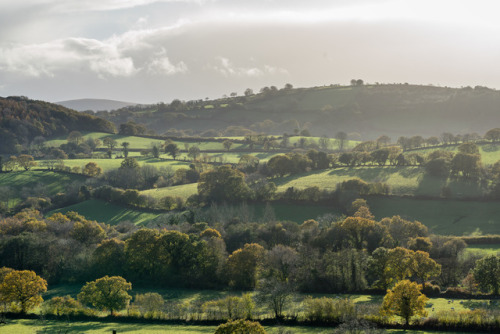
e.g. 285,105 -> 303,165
97,84 -> 500,140
57,98 -> 137,112
0,96 -> 116,153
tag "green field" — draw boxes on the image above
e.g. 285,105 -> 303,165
45,132 -> 249,151
368,197 -> 500,235
48,199 -> 161,225
275,167 -> 486,198
408,143 -> 500,166
141,183 -> 199,200
0,171 -> 87,207
0,320 -> 459,334
465,244 -> 500,257
58,157 -> 191,172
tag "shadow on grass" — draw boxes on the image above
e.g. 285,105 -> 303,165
34,320 -> 109,334
481,144 -> 500,152
462,300 -> 497,310
271,170 -> 327,187
415,173 -> 445,196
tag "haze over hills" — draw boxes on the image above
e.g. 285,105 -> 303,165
96,83 -> 500,140
56,99 -> 138,112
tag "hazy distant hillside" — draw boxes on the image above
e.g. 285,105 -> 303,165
97,84 -> 500,140
57,98 -> 137,112
0,96 -> 115,153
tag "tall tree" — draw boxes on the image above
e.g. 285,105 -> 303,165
78,276 -> 132,315
381,280 -> 428,326
0,269 -> 47,314
121,142 -> 130,158
473,255 -> 500,294
165,143 -> 180,160
335,131 -> 348,151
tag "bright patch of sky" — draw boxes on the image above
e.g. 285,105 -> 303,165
0,0 -> 499,103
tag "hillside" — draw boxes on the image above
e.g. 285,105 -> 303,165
0,96 -> 116,153
97,84 -> 500,140
57,98 -> 137,112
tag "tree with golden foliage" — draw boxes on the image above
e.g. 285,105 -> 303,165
0,269 -> 47,314
214,319 -> 266,334
381,280 -> 428,326
226,243 -> 266,289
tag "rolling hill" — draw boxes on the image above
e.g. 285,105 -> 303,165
0,96 -> 116,153
96,84 -> 500,140
57,98 -> 138,112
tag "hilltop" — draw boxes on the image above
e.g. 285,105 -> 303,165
96,84 -> 500,140
0,96 -> 116,153
57,98 -> 138,112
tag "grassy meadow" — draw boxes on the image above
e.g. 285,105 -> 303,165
407,142 -> 500,166
59,156 -> 191,172
141,183 -> 199,200
0,171 -> 87,208
368,197 -> 500,235
48,199 -> 161,225
464,244 -> 500,257
0,320 -> 463,334
274,166 -> 487,198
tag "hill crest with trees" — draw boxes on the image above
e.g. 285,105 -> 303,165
0,96 -> 115,153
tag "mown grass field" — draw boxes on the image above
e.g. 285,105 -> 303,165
0,171 -> 87,208
48,199 -> 161,225
274,167 -> 487,198
367,197 -> 500,235
0,320 -> 459,334
141,183 -> 199,200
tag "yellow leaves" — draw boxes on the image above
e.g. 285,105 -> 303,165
381,279 -> 429,325
0,269 -> 47,313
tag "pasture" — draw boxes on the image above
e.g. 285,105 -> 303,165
367,197 -> 500,235
141,183 -> 198,200
464,244 -> 500,257
0,320 -> 463,334
407,143 -> 500,166
0,171 -> 87,208
274,166 -> 487,198
58,157 -> 191,172
47,199 -> 161,225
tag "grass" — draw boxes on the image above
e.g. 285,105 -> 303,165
47,199 -> 161,225
0,320 -> 460,334
0,171 -> 87,208
408,143 -> 500,166
464,244 -> 500,257
367,197 -> 500,235
59,157 -> 191,172
141,183 -> 198,200
274,166 -> 487,198
44,132 -> 249,151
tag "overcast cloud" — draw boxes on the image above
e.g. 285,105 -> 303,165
1,0 -> 500,103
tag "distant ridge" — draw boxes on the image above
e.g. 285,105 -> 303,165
56,98 -> 138,112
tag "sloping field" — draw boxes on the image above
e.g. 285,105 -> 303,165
141,183 -> 198,200
0,171 -> 87,207
275,167 -> 486,198
48,199 -> 160,225
368,197 -> 500,235
407,143 -> 500,166
60,157 -> 191,172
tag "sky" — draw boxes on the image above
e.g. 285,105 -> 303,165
1,0 -> 500,104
